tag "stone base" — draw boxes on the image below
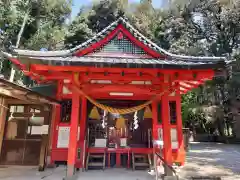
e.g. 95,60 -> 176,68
63,165 -> 78,180
46,163 -> 56,168
163,176 -> 179,180
63,174 -> 79,180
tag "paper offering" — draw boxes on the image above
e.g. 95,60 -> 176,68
120,138 -> 127,147
95,139 -> 107,147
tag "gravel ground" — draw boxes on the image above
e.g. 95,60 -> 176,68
0,142 -> 239,180
179,142 -> 240,180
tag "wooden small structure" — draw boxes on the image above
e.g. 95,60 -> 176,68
2,17 -> 229,178
0,78 -> 58,170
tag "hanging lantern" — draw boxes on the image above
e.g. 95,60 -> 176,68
143,106 -> 152,119
133,111 -> 139,130
115,116 -> 126,129
89,106 -> 101,120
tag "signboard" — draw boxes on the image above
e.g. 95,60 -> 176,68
42,125 -> 49,134
57,127 -> 70,148
154,128 -> 178,148
57,126 -> 80,148
171,128 -> 178,149
31,126 -> 43,135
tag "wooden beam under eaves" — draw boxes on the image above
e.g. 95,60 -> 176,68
0,87 -> 32,103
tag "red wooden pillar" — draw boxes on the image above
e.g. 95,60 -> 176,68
152,101 -> 158,142
79,97 -> 87,169
50,80 -> 63,165
176,86 -> 184,150
161,94 -> 173,176
67,89 -> 80,177
152,101 -> 161,173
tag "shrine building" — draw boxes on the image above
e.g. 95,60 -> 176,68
1,17 -> 229,178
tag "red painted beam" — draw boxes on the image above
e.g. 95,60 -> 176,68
62,80 -> 178,100
31,64 -> 215,83
75,83 -> 164,90
81,74 -> 159,83
183,81 -> 201,87
179,79 -> 207,94
65,84 -> 158,97
62,89 -> 177,101
31,64 -> 213,76
62,93 -> 152,100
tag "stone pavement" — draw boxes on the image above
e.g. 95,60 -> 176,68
0,142 -> 239,180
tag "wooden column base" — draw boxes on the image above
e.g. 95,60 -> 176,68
38,135 -> 48,171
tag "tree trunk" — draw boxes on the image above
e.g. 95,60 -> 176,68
9,10 -> 30,82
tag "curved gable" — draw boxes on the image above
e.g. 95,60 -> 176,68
73,23 -> 166,59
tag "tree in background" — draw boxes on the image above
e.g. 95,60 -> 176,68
87,0 -> 127,33
0,0 -> 72,84
65,0 -> 157,45
153,0 -> 239,138
64,7 -> 92,49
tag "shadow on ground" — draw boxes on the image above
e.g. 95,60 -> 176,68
179,142 -> 240,180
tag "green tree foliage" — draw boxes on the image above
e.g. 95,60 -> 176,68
0,0 -> 72,83
87,0 -> 127,33
129,0 -> 156,36
150,0 -> 239,137
24,0 -> 72,50
64,9 -> 92,49
65,0 -> 157,46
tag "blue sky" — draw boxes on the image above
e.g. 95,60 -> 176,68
72,0 -> 165,18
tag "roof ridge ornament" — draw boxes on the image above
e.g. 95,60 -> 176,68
116,10 -> 127,20
117,15 -> 128,22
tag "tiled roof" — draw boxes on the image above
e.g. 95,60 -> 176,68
10,17 -> 228,62
27,56 -> 226,69
2,17 -> 230,70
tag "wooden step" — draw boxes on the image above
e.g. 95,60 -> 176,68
132,153 -> 151,170
134,162 -> 149,166
89,155 -> 104,158
86,152 -> 106,170
88,162 -> 104,166
134,155 -> 146,158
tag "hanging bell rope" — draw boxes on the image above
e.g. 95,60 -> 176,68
71,72 -> 176,115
